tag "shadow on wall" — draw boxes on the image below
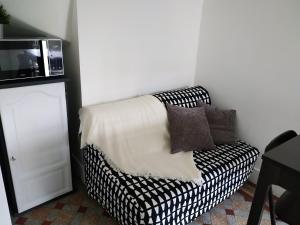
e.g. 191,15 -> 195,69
4,16 -> 49,38
3,3 -> 83,180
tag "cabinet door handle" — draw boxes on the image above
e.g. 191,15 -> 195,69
11,156 -> 16,161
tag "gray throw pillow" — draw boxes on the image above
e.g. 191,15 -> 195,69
166,103 -> 215,154
197,102 -> 236,145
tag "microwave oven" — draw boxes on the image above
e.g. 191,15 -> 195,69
0,39 -> 64,81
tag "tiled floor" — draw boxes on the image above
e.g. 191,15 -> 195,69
13,182 -> 287,225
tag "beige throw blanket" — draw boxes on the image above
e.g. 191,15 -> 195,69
80,95 -> 203,184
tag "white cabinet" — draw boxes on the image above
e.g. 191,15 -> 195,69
0,82 -> 72,213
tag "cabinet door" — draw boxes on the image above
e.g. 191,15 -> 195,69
0,82 -> 72,212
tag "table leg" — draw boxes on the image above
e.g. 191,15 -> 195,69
247,161 -> 276,225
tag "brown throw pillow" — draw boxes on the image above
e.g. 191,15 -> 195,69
197,102 -> 236,145
166,103 -> 215,154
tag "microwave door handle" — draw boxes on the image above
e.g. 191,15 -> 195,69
41,40 -> 50,77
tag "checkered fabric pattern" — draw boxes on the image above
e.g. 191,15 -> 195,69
153,86 -> 211,107
84,142 -> 259,225
83,86 -> 259,225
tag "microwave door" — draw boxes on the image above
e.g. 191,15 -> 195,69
0,41 -> 46,81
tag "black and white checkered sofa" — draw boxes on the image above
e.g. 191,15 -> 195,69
83,86 -> 259,225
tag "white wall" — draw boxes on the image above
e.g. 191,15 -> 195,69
195,0 -> 300,187
1,0 -> 71,39
77,0 -> 204,106
0,168 -> 11,225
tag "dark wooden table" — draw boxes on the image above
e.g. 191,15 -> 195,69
247,135 -> 300,225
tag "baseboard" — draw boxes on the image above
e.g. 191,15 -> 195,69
248,166 -> 285,198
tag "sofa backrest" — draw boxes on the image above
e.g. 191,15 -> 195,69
153,86 -> 211,108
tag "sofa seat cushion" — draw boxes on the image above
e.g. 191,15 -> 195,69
84,141 -> 259,225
